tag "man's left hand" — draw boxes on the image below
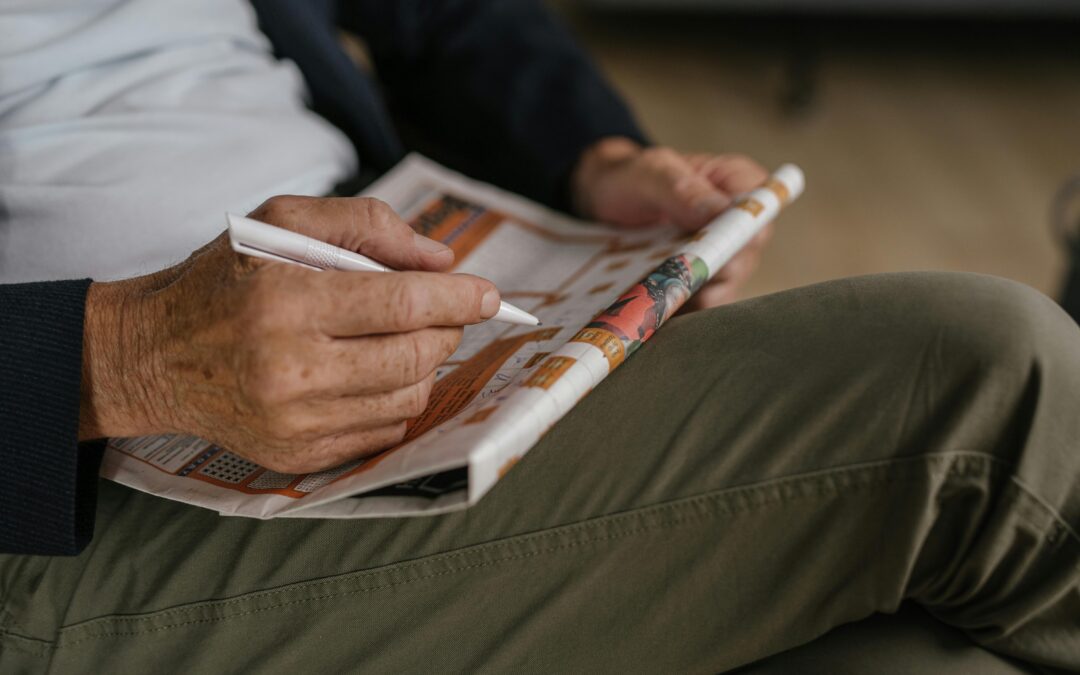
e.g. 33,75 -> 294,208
571,137 -> 771,310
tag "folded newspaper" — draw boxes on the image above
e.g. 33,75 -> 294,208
104,155 -> 804,519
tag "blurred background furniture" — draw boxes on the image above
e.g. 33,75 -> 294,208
573,0 -> 1080,111
1055,173 -> 1080,321
578,0 -> 1080,14
552,1 -> 1080,316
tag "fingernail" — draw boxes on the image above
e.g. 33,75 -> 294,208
481,288 -> 501,318
413,232 -> 452,258
694,193 -> 731,217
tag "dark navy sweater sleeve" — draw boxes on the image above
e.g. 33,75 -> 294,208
0,280 -> 104,556
342,0 -> 650,210
250,0 -> 649,211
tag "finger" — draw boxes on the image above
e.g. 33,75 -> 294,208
247,195 -> 455,272
682,249 -> 760,314
696,154 -> 769,196
714,238 -> 764,284
310,372 -> 436,430
260,422 -> 410,474
641,151 -> 732,231
269,373 -> 437,441
298,329 -> 461,395
717,231 -> 767,280
716,245 -> 760,284
311,271 -> 499,336
713,253 -> 752,286
751,222 -> 775,248
305,422 -> 411,471
691,281 -> 739,309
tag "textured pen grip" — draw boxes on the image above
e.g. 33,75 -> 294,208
304,239 -> 341,269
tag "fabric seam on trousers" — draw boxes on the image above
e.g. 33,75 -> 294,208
0,450 -> 1049,655
1009,474 -> 1080,545
0,452 -> 1010,655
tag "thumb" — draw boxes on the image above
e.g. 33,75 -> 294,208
249,196 -> 456,272
649,166 -> 732,231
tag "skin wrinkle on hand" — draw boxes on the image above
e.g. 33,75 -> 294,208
571,138 -> 772,313
78,195 -> 498,475
78,141 -> 774,473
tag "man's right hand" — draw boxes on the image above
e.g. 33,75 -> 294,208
79,196 -> 500,473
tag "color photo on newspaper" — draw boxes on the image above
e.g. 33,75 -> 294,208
105,155 -> 803,519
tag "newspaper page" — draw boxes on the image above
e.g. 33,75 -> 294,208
103,154 -> 803,519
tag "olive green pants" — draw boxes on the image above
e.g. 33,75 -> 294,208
2,272 -> 1078,673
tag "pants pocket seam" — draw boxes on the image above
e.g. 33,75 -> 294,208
47,451 -> 1007,648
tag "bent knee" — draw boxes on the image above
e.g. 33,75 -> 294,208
880,272 -> 1076,376
666,270 -> 1078,391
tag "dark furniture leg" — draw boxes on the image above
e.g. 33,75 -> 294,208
1054,175 -> 1080,323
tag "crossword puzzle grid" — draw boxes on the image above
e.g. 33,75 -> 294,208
197,452 -> 261,484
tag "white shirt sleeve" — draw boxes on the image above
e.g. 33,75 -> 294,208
0,0 -> 357,282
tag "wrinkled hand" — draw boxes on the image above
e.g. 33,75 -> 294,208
571,137 -> 771,309
80,196 -> 499,473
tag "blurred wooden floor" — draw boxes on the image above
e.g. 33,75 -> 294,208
562,11 -> 1080,301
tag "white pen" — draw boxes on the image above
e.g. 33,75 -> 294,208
226,212 -> 540,326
